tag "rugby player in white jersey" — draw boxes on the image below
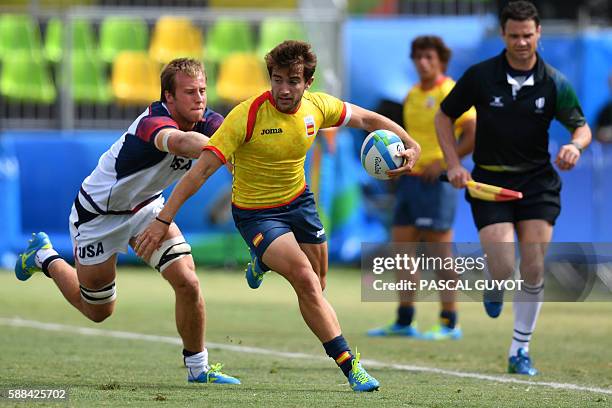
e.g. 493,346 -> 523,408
15,58 -> 240,385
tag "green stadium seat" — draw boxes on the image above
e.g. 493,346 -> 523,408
70,52 -> 112,104
203,59 -> 218,107
257,18 -> 306,58
205,18 -> 255,63
0,51 -> 56,103
99,17 -> 149,64
309,74 -> 324,93
44,18 -> 97,62
0,14 -> 43,59
44,18 -> 62,62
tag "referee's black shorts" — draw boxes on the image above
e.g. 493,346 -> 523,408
468,164 -> 562,231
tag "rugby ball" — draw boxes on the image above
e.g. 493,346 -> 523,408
360,130 -> 405,180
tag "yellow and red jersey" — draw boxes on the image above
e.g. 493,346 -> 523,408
403,76 -> 476,173
204,90 -> 350,209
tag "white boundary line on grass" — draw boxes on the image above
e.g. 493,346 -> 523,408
2,316 -> 611,396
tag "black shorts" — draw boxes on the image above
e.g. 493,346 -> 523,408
468,164 -> 562,231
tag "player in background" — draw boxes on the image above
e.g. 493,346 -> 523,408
15,58 -> 240,385
436,1 -> 591,374
135,40 -> 421,392
368,35 -> 475,340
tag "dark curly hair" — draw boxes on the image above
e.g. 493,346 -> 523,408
265,40 -> 317,82
410,35 -> 452,73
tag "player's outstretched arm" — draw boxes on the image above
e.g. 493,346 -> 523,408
346,103 -> 421,175
135,150 -> 223,260
154,128 -> 211,159
555,124 -> 592,171
435,109 -> 470,188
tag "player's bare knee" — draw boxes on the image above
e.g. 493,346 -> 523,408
487,262 -> 515,280
521,267 -> 545,280
293,267 -> 322,300
86,305 -> 114,323
173,275 -> 201,302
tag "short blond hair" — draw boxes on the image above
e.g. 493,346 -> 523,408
160,58 -> 205,102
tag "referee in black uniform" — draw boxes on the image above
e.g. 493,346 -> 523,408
435,0 -> 591,376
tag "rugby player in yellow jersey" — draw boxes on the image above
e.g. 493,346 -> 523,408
136,40 -> 420,392
368,36 -> 476,341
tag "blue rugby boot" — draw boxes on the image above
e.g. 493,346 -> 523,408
245,247 -> 267,289
348,353 -> 380,392
508,348 -> 538,376
188,363 -> 241,384
421,324 -> 463,341
15,232 -> 52,281
367,322 -> 420,337
483,289 -> 504,318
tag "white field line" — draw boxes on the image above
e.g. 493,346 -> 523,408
1,317 -> 611,396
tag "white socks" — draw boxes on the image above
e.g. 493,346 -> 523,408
509,281 -> 544,357
35,247 -> 60,268
185,349 -> 209,378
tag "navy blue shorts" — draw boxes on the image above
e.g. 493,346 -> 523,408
393,175 -> 457,231
232,186 -> 326,269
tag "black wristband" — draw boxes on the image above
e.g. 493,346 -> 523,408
570,141 -> 583,153
155,216 -> 171,226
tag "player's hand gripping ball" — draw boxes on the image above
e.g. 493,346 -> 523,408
360,129 -> 405,180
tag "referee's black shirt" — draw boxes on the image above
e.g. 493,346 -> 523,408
440,50 -> 586,171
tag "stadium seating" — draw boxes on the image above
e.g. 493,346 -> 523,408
71,52 -> 112,104
257,18 -> 307,57
0,52 -> 56,103
203,59 -> 218,106
43,18 -> 97,62
216,53 -> 269,104
0,14 -> 42,59
99,17 -> 149,64
149,16 -> 203,64
205,18 -> 255,63
43,18 -> 62,62
208,0 -> 297,8
111,51 -> 160,105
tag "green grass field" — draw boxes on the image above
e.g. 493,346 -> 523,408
1,267 -> 611,407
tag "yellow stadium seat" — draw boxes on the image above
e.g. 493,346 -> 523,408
111,51 -> 160,105
216,53 -> 269,104
149,16 -> 203,64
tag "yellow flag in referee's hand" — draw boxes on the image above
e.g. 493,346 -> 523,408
439,173 -> 523,202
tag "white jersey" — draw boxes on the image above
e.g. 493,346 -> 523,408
77,101 -> 223,215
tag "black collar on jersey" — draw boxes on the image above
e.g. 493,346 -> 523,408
494,49 -> 546,84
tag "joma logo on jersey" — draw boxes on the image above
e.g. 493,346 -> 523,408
260,128 -> 283,135
78,242 -> 104,258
